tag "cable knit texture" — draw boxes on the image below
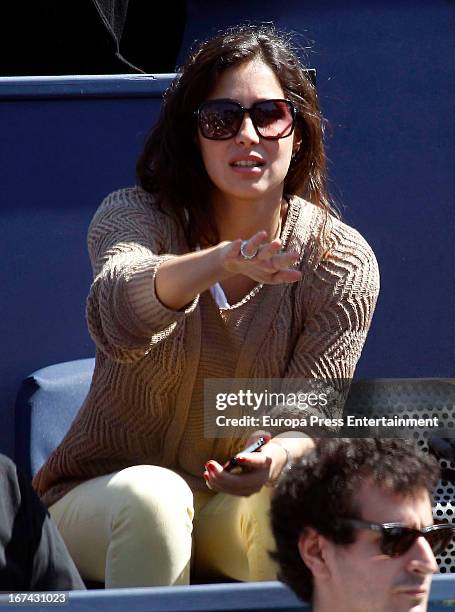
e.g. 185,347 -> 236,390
33,186 -> 380,506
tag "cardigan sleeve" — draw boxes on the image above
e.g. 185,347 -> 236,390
291,224 -> 379,380
269,222 -> 380,434
86,187 -> 198,362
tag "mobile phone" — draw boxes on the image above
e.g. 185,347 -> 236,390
223,437 -> 267,473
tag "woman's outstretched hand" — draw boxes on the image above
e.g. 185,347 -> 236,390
219,231 -> 302,285
156,230 -> 302,311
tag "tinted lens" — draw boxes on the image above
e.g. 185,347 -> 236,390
382,525 -> 454,557
251,100 -> 295,139
198,101 -> 242,140
425,526 -> 454,555
381,527 -> 417,557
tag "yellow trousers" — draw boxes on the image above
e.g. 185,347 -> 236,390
49,465 -> 278,588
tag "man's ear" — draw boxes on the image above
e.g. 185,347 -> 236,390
298,528 -> 331,580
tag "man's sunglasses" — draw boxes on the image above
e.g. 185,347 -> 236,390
196,99 -> 296,141
336,518 -> 455,558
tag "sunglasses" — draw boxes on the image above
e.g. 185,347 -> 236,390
196,99 -> 296,140
336,518 -> 455,558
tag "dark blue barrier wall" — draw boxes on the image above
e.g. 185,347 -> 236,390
0,75 -> 173,458
179,0 -> 455,378
0,576 -> 453,610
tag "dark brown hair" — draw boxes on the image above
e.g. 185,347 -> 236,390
270,438 -> 439,603
137,24 -> 337,250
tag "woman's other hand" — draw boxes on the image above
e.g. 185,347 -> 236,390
203,439 -> 289,497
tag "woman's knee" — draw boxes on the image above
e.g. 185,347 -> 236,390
105,465 -> 194,585
108,465 -> 194,530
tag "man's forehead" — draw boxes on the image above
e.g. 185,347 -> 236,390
354,478 -> 433,527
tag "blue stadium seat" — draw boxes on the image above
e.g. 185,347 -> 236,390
15,358 -> 95,480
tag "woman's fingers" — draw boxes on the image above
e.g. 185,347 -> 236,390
250,266 -> 302,285
234,453 -> 272,470
220,233 -> 302,285
235,231 -> 269,260
204,458 -> 270,496
256,239 -> 281,261
269,268 -> 303,284
262,250 -> 300,272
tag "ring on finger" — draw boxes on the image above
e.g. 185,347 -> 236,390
240,240 -> 259,260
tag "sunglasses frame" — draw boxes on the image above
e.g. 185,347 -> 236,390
335,518 -> 455,557
196,98 -> 297,141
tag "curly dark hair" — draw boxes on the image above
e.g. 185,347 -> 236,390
270,438 -> 440,603
136,24 -> 337,250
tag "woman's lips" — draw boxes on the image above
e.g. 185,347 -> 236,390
229,157 -> 265,174
230,165 -> 264,174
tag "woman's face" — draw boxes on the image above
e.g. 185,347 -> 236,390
197,59 -> 299,204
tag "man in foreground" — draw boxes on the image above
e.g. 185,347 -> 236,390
270,438 -> 454,612
0,454 -> 84,590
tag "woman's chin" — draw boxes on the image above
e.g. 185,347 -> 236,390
213,180 -> 283,203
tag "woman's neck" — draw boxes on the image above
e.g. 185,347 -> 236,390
212,191 -> 286,243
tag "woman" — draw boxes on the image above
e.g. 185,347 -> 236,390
33,25 -> 380,587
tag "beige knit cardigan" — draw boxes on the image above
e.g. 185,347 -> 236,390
33,186 -> 380,506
